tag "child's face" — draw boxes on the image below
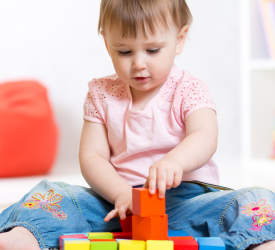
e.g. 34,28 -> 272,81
102,22 -> 188,92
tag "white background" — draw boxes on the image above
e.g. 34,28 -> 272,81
0,0 -> 253,207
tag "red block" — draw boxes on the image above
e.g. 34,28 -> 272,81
132,214 -> 168,241
112,232 -> 132,239
169,239 -> 198,250
59,234 -> 87,250
119,215 -> 132,232
132,188 -> 165,217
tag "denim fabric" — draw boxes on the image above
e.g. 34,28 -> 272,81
0,179 -> 275,250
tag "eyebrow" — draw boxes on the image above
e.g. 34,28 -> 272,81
112,41 -> 166,48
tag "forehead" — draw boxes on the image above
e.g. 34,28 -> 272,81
105,22 -> 178,44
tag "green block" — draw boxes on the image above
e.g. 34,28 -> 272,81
88,233 -> 113,240
91,241 -> 117,250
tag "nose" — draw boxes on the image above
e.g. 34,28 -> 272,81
132,53 -> 146,70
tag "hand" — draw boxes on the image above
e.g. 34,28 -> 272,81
104,191 -> 132,222
143,158 -> 183,198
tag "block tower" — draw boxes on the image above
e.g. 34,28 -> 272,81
131,188 -> 168,241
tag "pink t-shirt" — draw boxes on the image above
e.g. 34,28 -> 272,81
83,64 -> 219,186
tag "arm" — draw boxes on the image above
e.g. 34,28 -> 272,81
79,120 -> 133,221
144,108 -> 218,197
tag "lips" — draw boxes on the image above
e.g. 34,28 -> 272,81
133,77 -> 151,83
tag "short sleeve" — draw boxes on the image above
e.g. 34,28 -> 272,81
83,79 -> 105,124
173,74 -> 216,128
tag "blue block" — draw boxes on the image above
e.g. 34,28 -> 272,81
197,238 -> 225,249
195,237 -> 221,241
168,230 -> 189,237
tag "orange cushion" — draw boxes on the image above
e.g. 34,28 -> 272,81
0,80 -> 58,177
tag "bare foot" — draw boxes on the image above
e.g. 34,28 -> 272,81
0,226 -> 40,250
249,240 -> 275,250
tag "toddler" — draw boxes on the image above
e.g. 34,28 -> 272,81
1,1 -> 275,250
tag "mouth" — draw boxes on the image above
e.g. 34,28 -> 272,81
133,77 -> 151,83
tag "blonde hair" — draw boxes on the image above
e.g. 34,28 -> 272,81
98,0 -> 192,38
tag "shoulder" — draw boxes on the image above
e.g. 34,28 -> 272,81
174,71 -> 214,106
172,70 -> 216,127
87,74 -> 127,102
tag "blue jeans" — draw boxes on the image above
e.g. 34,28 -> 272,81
0,180 -> 275,250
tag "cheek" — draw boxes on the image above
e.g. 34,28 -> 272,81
111,57 -> 130,79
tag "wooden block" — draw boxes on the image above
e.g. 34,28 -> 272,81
90,240 -> 117,250
132,188 -> 165,217
91,239 -> 117,242
63,239 -> 90,250
169,239 -> 198,250
197,238 -> 225,250
146,240 -> 173,250
59,234 -> 88,250
132,214 -> 168,241
112,232 -> 132,239
119,240 -> 146,250
195,237 -> 221,241
168,231 -> 189,237
87,232 -> 113,240
120,215 -> 132,232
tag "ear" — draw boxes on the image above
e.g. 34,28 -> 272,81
101,30 -> 110,56
176,25 -> 189,55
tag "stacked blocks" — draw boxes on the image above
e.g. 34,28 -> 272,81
59,187 -> 226,250
132,188 -> 167,241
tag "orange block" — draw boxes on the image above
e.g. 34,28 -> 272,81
132,214 -> 168,241
132,188 -> 165,217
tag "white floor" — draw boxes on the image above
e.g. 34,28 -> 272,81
0,159 -> 275,213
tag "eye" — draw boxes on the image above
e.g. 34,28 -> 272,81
147,49 -> 160,54
118,51 -> 132,56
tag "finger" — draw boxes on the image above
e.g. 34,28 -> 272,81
166,169 -> 174,190
157,167 -> 166,199
118,205 -> 127,220
148,166 -> 157,194
143,178 -> 148,188
104,208 -> 118,222
172,171 -> 182,188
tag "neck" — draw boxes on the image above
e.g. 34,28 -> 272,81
130,82 -> 165,111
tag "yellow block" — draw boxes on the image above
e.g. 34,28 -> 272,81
87,232 -> 113,239
64,239 -> 90,250
119,240 -> 145,250
146,240 -> 173,250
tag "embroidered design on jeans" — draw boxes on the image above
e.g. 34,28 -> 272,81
22,189 -> 68,220
241,199 -> 272,216
241,199 -> 274,231
52,210 -> 68,220
252,214 -> 273,230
